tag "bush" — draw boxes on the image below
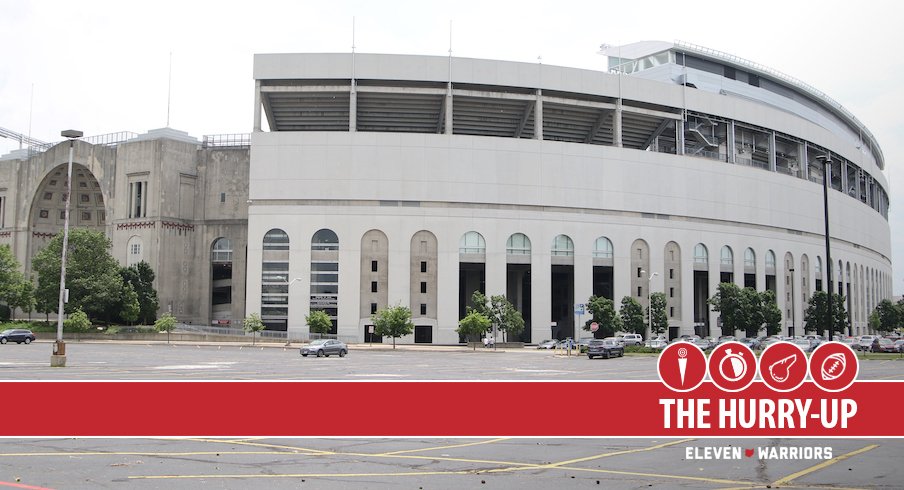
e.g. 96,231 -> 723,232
63,309 -> 91,333
624,345 -> 661,354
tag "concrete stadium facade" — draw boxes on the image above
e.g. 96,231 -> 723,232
247,42 -> 891,344
0,41 -> 892,344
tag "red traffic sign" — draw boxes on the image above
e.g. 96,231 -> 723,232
590,322 -> 599,332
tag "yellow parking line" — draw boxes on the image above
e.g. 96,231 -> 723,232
184,438 -> 335,455
772,444 -> 878,486
130,470 -> 476,480
0,451 -> 297,457
557,467 -> 751,486
543,438 -> 694,467
381,438 -> 509,455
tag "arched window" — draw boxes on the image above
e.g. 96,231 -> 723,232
593,237 -> 613,259
264,229 -> 289,251
312,229 -> 339,251
261,229 -> 290,330
551,235 -> 574,256
127,235 -> 144,267
815,257 -> 822,276
211,238 -> 233,262
506,233 -> 531,255
766,250 -> 776,270
459,231 -> 486,254
744,248 -> 756,268
720,246 -> 733,267
694,244 -> 708,264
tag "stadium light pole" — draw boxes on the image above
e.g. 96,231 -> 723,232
52,129 -> 83,367
816,155 -> 834,342
641,270 -> 658,337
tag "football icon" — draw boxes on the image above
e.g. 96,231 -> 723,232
821,352 -> 846,381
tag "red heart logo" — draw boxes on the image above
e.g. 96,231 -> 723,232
745,449 -> 754,457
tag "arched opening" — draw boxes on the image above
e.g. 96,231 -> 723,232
592,236 -> 614,301
720,245 -> 734,284
210,237 -> 233,325
693,243 -> 709,337
506,233 -> 532,343
743,248 -> 756,288
458,231 -> 486,333
311,228 -> 339,335
261,229 -> 289,331
551,234 -> 575,340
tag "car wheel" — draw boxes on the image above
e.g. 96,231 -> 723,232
587,354 -> 594,359
603,351 -> 610,359
24,338 -> 31,345
0,338 -> 6,344
316,350 -> 324,358
301,353 -> 308,357
339,349 -> 347,357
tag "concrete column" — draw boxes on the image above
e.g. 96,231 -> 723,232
769,131 -> 777,172
445,82 -> 453,135
253,80 -> 262,132
350,81 -> 357,132
532,252 -> 552,343
728,121 -> 736,164
676,119 -> 685,155
800,142 -> 809,180
614,99 -> 623,148
574,247 -> 593,337
534,89 -> 543,140
484,249 -> 507,303
707,253 -> 720,337
681,250 -> 696,337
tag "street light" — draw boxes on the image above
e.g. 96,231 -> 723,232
789,267 -> 796,338
642,270 -> 659,338
52,129 -> 83,367
815,155 -> 834,342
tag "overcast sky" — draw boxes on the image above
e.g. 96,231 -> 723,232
1,0 -> 902,294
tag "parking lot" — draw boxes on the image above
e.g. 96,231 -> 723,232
0,340 -> 902,489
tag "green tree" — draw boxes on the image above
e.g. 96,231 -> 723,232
119,283 -> 140,325
804,291 -> 848,335
457,310 -> 491,350
585,295 -> 619,337
154,312 -> 177,343
306,310 -> 333,336
7,278 -> 36,320
707,283 -> 769,337
120,261 -> 159,324
372,305 -> 414,349
872,299 -> 902,334
31,229 -> 124,322
243,313 -> 265,345
0,245 -> 32,319
469,292 -> 525,342
648,292 -> 668,335
761,290 -> 782,336
63,308 -> 92,333
619,296 -> 645,335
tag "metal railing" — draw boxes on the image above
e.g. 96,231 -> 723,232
202,133 -> 250,148
674,40 -> 883,167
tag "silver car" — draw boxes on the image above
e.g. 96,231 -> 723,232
300,339 -> 348,358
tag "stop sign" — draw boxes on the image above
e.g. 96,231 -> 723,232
590,322 -> 599,332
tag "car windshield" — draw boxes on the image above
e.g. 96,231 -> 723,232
0,329 -> 13,335
309,340 -> 328,345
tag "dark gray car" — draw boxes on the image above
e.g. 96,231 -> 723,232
0,329 -> 36,344
586,339 -> 624,359
300,339 -> 348,358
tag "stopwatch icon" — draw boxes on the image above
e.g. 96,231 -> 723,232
719,349 -> 747,382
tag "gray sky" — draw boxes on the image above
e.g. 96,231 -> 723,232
1,0 -> 902,294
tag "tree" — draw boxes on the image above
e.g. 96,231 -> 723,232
804,291 -> 848,335
306,310 -> 333,336
648,292 -> 668,335
457,310 -> 491,350
0,245 -> 32,319
63,308 -> 91,333
7,279 -> 35,321
372,305 -> 414,349
619,296 -> 645,335
469,292 -> 525,342
154,312 -> 177,343
585,295 -> 619,337
872,299 -> 902,334
707,283 -> 769,337
761,290 -> 782,336
120,261 -> 159,324
31,229 -> 124,322
119,283 -> 140,325
243,313 -> 265,345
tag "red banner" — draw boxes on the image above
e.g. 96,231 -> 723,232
4,381 -> 901,437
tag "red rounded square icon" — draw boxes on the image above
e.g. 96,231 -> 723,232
707,342 -> 757,392
758,341 -> 808,392
808,341 -> 858,392
657,341 -> 707,392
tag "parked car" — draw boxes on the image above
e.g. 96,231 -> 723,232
300,339 -> 348,357
803,334 -> 825,345
645,336 -> 668,349
556,338 -> 576,349
738,337 -> 760,350
839,337 -> 859,350
0,329 -> 35,345
873,338 -> 897,353
717,335 -> 737,345
790,338 -> 817,353
895,339 -> 904,353
620,333 -> 644,346
693,338 -> 714,351
577,337 -> 595,352
586,339 -> 624,359
604,336 -> 625,347
857,336 -> 878,352
537,339 -> 558,349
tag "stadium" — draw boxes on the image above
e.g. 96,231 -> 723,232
0,41 -> 892,344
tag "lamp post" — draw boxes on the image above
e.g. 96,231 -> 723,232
642,270 -> 659,338
789,267 -> 795,338
816,155 -> 834,342
52,129 -> 83,367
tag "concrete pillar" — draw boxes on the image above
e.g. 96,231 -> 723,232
769,131 -> 777,173
350,81 -> 357,133
574,247 -> 593,337
728,121 -> 736,164
614,99 -> 623,148
676,119 -> 685,155
534,89 -> 543,140
532,252 -> 552,342
445,82 -> 453,135
253,80 -> 262,132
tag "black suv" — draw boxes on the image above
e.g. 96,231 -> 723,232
587,339 -> 624,359
0,329 -> 36,344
